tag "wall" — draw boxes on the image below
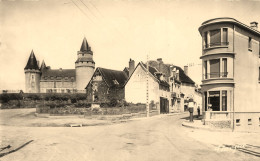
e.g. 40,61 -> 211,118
125,65 -> 160,105
76,61 -> 95,91
233,25 -> 260,112
86,75 -> 125,103
40,79 -> 76,93
25,70 -> 40,93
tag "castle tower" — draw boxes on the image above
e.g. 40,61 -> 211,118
75,37 -> 95,92
24,50 -> 41,93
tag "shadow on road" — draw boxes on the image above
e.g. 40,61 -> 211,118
180,115 -> 202,121
0,140 -> 34,158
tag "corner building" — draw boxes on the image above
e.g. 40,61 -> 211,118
199,17 -> 260,131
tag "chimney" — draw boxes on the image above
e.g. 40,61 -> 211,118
59,68 -> 62,71
250,21 -> 258,30
157,58 -> 164,73
184,65 -> 188,76
129,58 -> 135,76
157,58 -> 163,63
176,69 -> 180,81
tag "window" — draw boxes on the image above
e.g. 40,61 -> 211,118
223,28 -> 228,43
222,91 -> 227,111
222,58 -> 227,77
209,59 -> 220,78
248,37 -> 252,50
236,119 -> 241,126
204,92 -> 207,112
210,29 -> 221,46
204,61 -> 208,79
248,119 -> 252,125
206,90 -> 229,111
208,91 -> 220,111
205,58 -> 228,79
204,31 -> 208,48
204,28 -> 229,48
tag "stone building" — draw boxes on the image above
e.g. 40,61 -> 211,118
85,67 -> 128,103
199,17 -> 260,131
24,37 -> 95,93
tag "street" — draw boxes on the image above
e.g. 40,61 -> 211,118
0,110 -> 259,161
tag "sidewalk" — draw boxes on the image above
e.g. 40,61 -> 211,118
182,116 -> 232,132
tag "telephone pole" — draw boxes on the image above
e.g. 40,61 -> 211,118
146,55 -> 149,117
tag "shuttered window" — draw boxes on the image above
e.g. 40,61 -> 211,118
209,59 -> 220,78
210,29 -> 221,46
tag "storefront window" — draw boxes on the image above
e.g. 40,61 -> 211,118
208,91 -> 220,111
205,90 -> 229,111
222,91 -> 227,111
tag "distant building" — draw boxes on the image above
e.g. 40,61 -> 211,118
85,67 -> 128,103
199,17 -> 260,131
148,58 -> 199,112
24,37 -> 95,93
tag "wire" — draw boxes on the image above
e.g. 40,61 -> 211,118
79,0 -> 98,18
70,0 -> 94,23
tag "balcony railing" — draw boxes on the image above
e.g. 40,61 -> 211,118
204,42 -> 229,48
204,72 -> 228,79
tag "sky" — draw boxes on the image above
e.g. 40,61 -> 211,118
1,0 -> 260,90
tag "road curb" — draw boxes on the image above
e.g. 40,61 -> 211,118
182,121 -> 232,132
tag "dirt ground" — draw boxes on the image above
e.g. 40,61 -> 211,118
0,108 -> 259,161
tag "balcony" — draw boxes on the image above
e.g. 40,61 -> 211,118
204,72 -> 228,79
204,42 -> 229,49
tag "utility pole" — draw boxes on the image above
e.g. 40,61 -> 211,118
146,55 -> 149,117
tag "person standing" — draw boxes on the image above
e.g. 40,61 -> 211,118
188,98 -> 194,122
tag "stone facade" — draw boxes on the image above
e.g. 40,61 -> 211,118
85,67 -> 127,103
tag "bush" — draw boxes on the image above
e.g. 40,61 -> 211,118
109,99 -> 118,107
0,94 -> 10,103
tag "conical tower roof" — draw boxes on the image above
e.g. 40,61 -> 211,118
40,60 -> 46,70
24,50 -> 39,70
80,37 -> 91,52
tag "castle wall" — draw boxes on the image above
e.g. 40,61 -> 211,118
40,80 -> 76,93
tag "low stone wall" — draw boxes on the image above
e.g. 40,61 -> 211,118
204,119 -> 231,129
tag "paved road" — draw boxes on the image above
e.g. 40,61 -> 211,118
0,113 -> 258,161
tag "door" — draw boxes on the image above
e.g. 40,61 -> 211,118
160,97 -> 169,114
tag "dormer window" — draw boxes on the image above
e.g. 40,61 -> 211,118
113,79 -> 119,85
204,28 -> 228,48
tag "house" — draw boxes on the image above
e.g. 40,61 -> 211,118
125,58 -> 200,113
125,60 -> 170,113
148,58 -> 200,112
85,67 -> 128,103
24,37 -> 95,93
199,17 -> 260,131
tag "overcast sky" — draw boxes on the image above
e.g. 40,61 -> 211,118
1,0 -> 260,90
